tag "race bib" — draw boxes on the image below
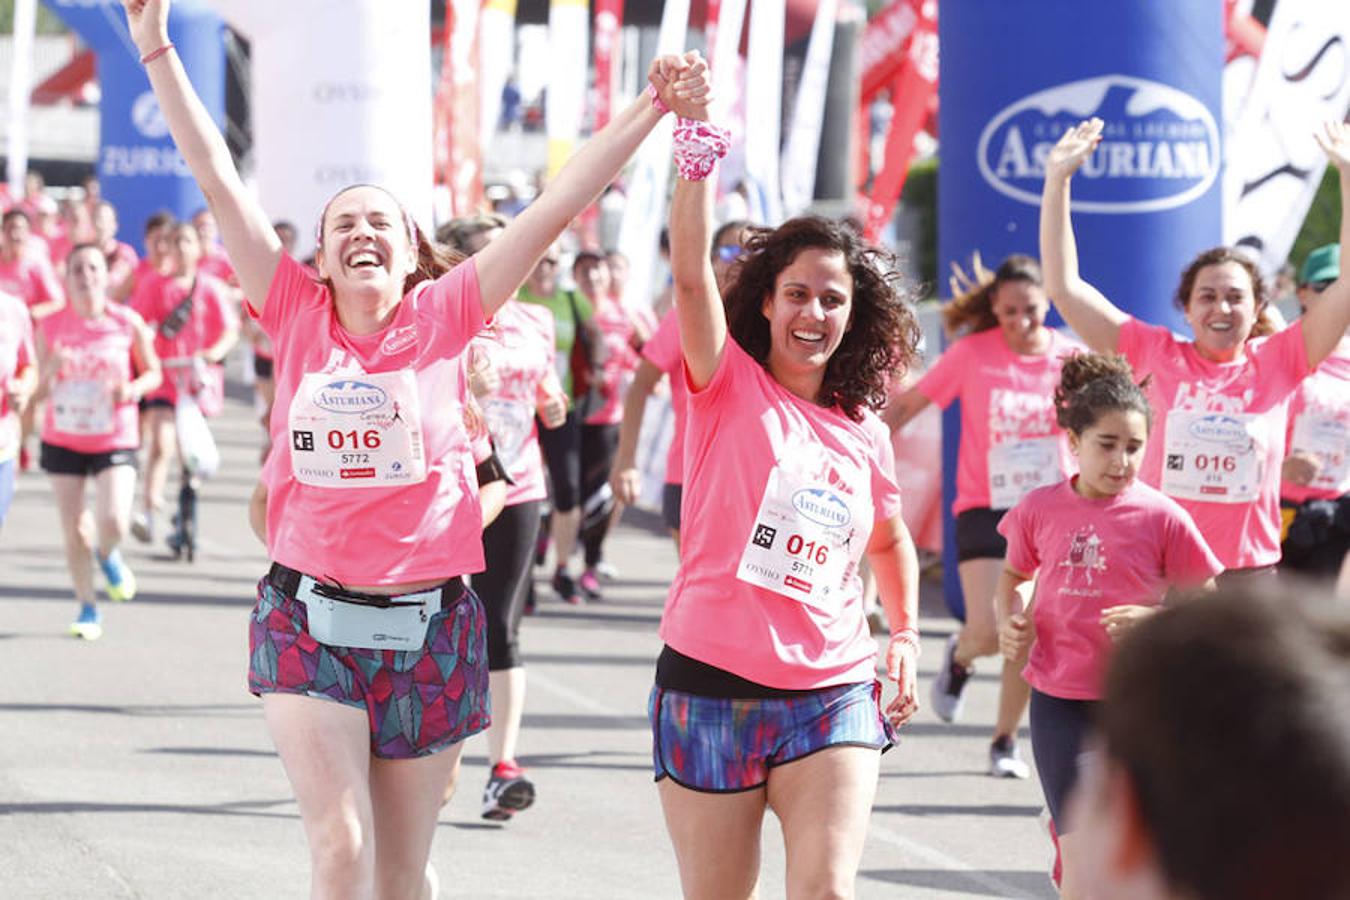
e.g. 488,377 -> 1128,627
1290,412 -> 1350,494
482,397 -> 534,470
988,436 -> 1061,510
1161,410 -> 1263,503
287,370 -> 427,488
736,452 -> 870,614
52,379 -> 115,436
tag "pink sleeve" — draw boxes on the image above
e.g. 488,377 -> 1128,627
642,312 -> 681,374
914,338 -> 969,409
257,253 -> 320,339
205,281 -> 237,343
686,333 -> 746,406
418,257 -> 487,360
997,497 -> 1041,575
1161,505 -> 1224,586
1249,320 -> 1311,404
1117,316 -> 1167,371
35,261 -> 63,306
865,413 -> 904,523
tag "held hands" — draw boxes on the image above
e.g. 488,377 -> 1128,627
1046,118 -> 1104,182
648,51 -> 713,121
610,466 -> 642,505
121,0 -> 171,55
884,637 -> 919,729
999,614 -> 1033,662
1283,452 -> 1322,486
1101,605 -> 1158,643
1315,119 -> 1350,173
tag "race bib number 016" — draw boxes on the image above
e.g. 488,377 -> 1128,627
1161,410 -> 1262,503
1290,412 -> 1350,494
288,370 -> 427,489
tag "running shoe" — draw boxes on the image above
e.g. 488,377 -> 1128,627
930,634 -> 972,723
130,511 -> 154,544
69,603 -> 103,641
989,735 -> 1031,779
593,560 -> 619,581
551,569 -> 583,605
481,760 -> 536,821
578,569 -> 603,601
97,549 -> 137,603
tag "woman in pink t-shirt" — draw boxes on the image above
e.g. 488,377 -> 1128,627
649,59 -> 922,898
997,353 -> 1221,899
1041,118 -> 1350,582
126,0 -> 710,893
130,220 -> 239,558
884,253 -> 1084,777
36,244 -> 162,641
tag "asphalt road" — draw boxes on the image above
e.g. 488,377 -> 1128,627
0,379 -> 1055,899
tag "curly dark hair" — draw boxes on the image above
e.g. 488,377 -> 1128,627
1054,351 -> 1152,435
1173,247 -> 1276,341
721,216 -> 921,420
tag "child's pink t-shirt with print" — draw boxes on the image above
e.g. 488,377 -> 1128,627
470,299 -> 554,507
1282,345 -> 1350,504
1118,317 -> 1309,568
640,309 -> 687,485
916,327 -> 1084,514
38,304 -> 143,454
660,339 -> 904,690
0,293 -> 34,460
253,254 -> 487,585
1001,477 -> 1222,700
585,300 -> 642,427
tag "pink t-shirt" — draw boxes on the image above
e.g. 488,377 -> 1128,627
0,292 -> 34,461
103,241 -> 139,285
127,259 -> 165,306
470,300 -> 554,507
199,248 -> 237,285
1119,317 -> 1310,568
1001,477 -> 1222,700
641,309 -> 687,485
254,253 -> 487,585
585,299 -> 642,426
660,338 -> 905,690
916,327 -> 1084,514
38,303 -> 144,454
0,253 -> 62,313
1282,343 -> 1350,504
134,274 -> 237,409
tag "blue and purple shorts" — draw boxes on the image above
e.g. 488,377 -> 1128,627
248,576 -> 491,759
648,680 -> 895,792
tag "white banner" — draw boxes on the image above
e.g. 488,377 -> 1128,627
6,0 -> 37,197
1223,0 -> 1350,274
213,0 -> 434,256
546,0 -> 590,178
615,0 -> 690,310
478,0 -> 517,146
780,0 -> 837,217
744,0 -> 785,225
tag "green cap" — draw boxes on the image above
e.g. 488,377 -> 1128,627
1298,244 -> 1339,286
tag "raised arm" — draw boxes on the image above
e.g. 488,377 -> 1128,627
123,0 -> 281,310
473,54 -> 712,319
1039,119 -> 1128,353
1303,120 -> 1350,368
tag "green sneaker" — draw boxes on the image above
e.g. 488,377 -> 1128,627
69,603 -> 103,641
98,549 -> 137,603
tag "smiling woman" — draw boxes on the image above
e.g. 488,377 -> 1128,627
119,0 -> 713,894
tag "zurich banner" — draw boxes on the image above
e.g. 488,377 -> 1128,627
936,3 -> 1223,617
42,0 -> 225,254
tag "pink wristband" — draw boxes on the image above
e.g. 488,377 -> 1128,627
646,83 -> 671,116
140,43 -> 175,65
672,117 -> 730,182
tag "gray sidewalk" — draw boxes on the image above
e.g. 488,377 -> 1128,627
0,383 -> 1054,898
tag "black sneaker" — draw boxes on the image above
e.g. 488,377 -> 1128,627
552,569 -> 583,605
482,760 -> 536,821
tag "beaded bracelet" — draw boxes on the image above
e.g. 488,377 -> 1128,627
645,83 -> 671,116
889,627 -> 921,657
141,43 -> 175,65
672,117 -> 730,182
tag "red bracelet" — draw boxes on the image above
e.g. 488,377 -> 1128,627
646,83 -> 671,116
140,43 -> 175,65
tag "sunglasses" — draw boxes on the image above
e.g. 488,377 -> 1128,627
1309,279 -> 1335,294
715,244 -> 743,263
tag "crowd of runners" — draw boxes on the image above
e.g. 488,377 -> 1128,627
2,1 -> 1349,897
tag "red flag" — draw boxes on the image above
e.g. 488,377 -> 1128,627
435,0 -> 484,217
859,0 -> 918,104
593,0 -> 624,130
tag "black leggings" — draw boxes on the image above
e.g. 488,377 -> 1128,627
580,422 -> 620,567
537,410 -> 581,512
1029,689 -> 1097,830
474,500 -> 542,671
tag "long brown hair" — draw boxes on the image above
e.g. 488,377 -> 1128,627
941,253 -> 1043,336
315,185 -> 463,296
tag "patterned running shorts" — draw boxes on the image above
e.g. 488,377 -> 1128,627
648,680 -> 894,792
248,576 -> 491,759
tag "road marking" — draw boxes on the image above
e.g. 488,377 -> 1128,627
868,821 -> 1042,898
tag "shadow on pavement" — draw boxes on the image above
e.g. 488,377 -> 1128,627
862,867 -> 1055,898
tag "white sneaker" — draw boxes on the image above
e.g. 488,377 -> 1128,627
989,736 -> 1031,779
930,634 -> 972,723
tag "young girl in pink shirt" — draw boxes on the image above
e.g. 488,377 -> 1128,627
126,0 -> 710,893
1041,118 -> 1350,582
998,352 -> 1222,899
649,55 -> 922,899
885,254 -> 1085,778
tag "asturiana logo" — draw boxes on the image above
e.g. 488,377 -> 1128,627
313,380 -> 388,414
1188,414 -> 1250,445
792,488 -> 851,528
977,75 -> 1220,214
